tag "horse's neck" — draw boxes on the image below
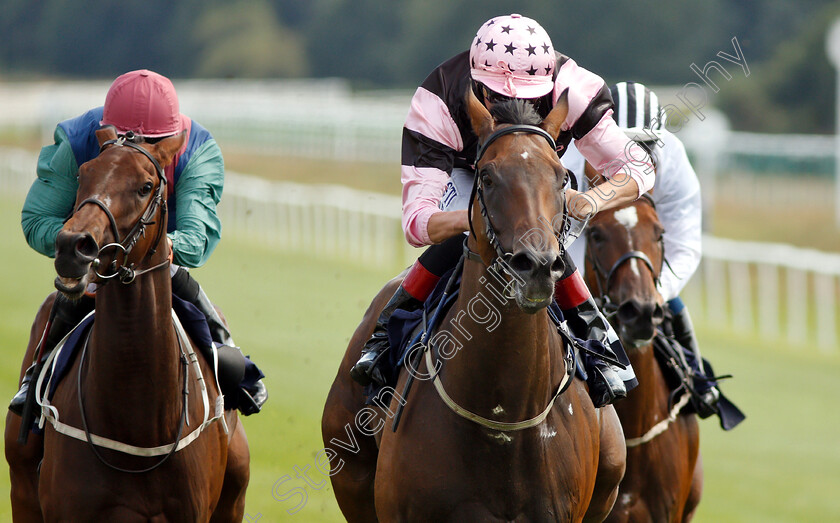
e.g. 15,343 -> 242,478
440,260 -> 562,419
88,267 -> 178,387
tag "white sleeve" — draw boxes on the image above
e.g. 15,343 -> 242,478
653,132 -> 702,301
561,143 -> 589,273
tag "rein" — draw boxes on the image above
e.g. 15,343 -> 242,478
76,134 -> 170,285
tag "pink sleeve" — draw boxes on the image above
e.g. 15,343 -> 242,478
575,114 -> 655,195
404,87 -> 463,151
400,86 -> 463,247
552,58 -> 606,132
552,58 -> 654,196
401,166 -> 449,247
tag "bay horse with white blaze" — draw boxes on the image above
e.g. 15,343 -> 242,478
5,127 -> 249,522
322,90 -> 626,522
584,189 -> 701,522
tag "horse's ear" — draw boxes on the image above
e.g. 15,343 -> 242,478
540,88 -> 569,140
152,131 -> 187,168
95,126 -> 118,148
466,85 -> 494,141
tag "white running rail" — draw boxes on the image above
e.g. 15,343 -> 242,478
1,147 -> 836,352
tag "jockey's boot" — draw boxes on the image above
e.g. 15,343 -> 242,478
350,236 -> 465,387
350,284 -> 422,387
9,294 -> 94,416
567,297 -> 628,407
669,299 -> 720,418
556,265 -> 631,408
171,266 -> 268,415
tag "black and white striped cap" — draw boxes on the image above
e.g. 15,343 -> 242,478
609,82 -> 663,142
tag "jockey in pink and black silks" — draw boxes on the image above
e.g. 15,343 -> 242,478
12,70 -> 267,417
351,14 -> 655,408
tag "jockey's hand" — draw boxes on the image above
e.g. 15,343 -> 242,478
565,188 -> 597,221
566,175 -> 642,220
167,236 -> 174,263
428,210 -> 469,244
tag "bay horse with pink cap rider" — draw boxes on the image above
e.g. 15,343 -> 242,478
6,70 -> 268,520
11,70 -> 267,418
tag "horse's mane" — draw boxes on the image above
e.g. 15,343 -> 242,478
489,99 -> 542,126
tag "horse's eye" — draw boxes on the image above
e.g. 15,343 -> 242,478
480,171 -> 493,188
139,182 -> 154,196
656,227 -> 665,242
588,228 -> 604,244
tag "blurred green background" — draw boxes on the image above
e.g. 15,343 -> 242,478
2,0 -> 840,520
1,0 -> 839,134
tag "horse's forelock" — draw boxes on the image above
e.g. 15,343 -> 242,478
489,99 -> 542,126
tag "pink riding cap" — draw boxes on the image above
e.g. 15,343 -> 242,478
469,14 -> 555,99
100,69 -> 182,137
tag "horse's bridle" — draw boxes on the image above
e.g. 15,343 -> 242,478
416,124 -> 579,433
74,133 -> 170,284
586,194 -> 665,315
465,124 -> 568,275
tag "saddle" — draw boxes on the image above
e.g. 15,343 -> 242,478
28,295 -> 261,434
367,260 -> 590,408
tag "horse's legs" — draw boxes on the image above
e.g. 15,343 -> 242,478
682,452 -> 703,521
322,384 -> 380,523
210,413 -> 250,523
5,414 -> 43,523
322,278 -> 402,523
584,404 -> 626,523
5,293 -> 56,522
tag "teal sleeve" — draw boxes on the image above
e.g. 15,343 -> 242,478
168,139 -> 224,268
21,126 -> 80,258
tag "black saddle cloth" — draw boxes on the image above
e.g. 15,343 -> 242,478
44,294 -> 263,410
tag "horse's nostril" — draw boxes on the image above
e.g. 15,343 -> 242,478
617,301 -> 641,323
509,252 -> 534,274
652,303 -> 665,323
75,233 -> 99,263
550,255 -> 565,274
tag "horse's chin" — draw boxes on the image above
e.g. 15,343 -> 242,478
514,288 -> 553,314
619,324 -> 655,348
54,273 -> 91,300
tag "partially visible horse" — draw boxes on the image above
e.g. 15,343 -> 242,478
322,90 -> 626,521
5,127 -> 249,522
584,190 -> 701,522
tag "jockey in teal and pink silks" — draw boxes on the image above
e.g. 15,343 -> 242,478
12,70 -> 267,417
23,70 -> 221,269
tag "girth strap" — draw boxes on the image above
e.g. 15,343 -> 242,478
36,310 -> 226,458
625,392 -> 691,447
425,346 -> 573,432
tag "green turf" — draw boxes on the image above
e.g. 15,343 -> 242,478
1,193 -> 839,521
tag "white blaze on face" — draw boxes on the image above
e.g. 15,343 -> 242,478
613,206 -> 640,276
521,151 -> 529,160
613,206 -> 638,229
